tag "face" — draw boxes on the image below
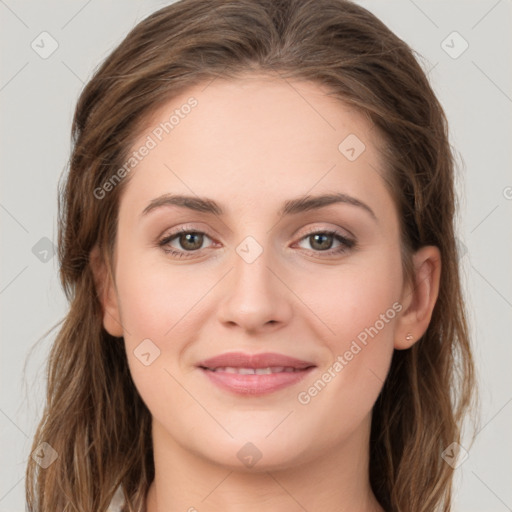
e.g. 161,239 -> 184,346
100,75 -> 417,471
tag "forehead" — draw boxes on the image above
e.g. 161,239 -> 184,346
119,75 -> 395,223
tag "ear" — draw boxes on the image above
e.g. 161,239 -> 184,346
394,245 -> 441,350
89,245 -> 124,337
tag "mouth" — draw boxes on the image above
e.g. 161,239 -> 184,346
197,352 -> 316,396
203,366 -> 306,374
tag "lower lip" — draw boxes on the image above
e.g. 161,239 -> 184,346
199,367 -> 315,396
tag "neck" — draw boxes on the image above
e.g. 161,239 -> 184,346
145,414 -> 384,512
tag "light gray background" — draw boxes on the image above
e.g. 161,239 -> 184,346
1,1 -> 511,510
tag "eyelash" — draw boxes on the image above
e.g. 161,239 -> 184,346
158,226 -> 356,259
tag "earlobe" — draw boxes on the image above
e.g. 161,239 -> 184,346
394,245 -> 441,350
89,245 -> 124,338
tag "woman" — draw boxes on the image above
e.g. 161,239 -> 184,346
25,0 -> 477,510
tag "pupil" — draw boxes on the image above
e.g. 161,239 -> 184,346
312,233 -> 332,251
182,233 -> 202,250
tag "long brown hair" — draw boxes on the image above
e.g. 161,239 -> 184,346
25,0 -> 478,510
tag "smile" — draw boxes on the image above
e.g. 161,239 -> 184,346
197,352 -> 316,395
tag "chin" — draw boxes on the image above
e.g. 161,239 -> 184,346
188,427 -> 314,472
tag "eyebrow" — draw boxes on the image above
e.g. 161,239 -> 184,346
141,192 -> 377,222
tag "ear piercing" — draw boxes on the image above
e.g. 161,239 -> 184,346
405,333 -> 413,341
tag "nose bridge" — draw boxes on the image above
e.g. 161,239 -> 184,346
216,231 -> 292,331
232,232 -> 278,300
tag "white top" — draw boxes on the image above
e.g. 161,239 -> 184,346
107,485 -> 126,512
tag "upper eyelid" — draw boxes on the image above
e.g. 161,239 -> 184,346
161,223 -> 352,238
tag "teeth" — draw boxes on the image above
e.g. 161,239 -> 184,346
210,366 -> 299,374
255,367 -> 272,375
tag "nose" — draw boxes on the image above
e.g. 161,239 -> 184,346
216,236 -> 293,334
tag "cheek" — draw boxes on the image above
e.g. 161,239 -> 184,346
115,257 -> 202,342
296,249 -> 403,350
114,256 -> 217,399
114,264 -> 195,420
293,251 -> 401,415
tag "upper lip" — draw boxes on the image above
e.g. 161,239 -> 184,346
197,352 -> 316,370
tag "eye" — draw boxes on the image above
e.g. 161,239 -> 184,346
295,229 -> 356,257
158,227 -> 215,258
158,226 -> 356,259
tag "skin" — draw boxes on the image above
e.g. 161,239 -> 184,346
91,74 -> 441,512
